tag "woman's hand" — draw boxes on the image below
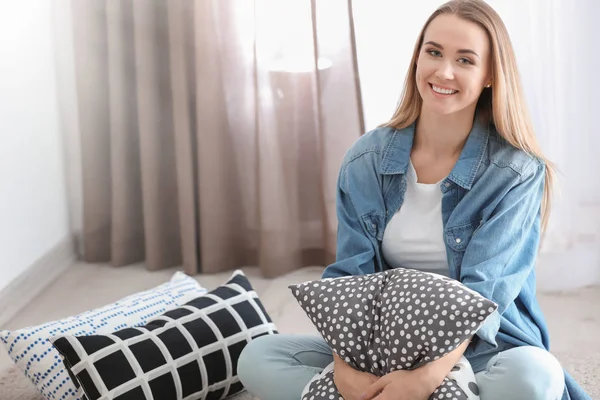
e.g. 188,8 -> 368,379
360,369 -> 434,400
333,354 -> 378,400
360,339 -> 471,400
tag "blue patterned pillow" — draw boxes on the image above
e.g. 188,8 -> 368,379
0,272 -> 207,400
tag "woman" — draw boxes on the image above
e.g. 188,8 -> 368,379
237,1 -> 590,399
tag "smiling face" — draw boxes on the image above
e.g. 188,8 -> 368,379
415,14 -> 492,117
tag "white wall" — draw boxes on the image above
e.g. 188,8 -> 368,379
0,1 -> 70,292
353,1 -> 440,131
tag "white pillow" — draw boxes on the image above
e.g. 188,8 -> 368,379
0,271 -> 207,400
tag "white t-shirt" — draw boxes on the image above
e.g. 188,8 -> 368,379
381,160 -> 449,276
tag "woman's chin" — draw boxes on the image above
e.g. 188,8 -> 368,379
421,98 -> 477,118
422,103 -> 460,117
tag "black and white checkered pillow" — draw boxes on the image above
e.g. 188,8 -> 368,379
51,270 -> 277,400
289,268 -> 497,400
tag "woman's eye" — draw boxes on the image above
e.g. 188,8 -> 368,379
458,58 -> 473,65
427,49 -> 442,57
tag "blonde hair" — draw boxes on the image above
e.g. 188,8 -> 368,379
383,0 -> 555,234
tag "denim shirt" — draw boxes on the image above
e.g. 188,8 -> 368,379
322,117 -> 590,400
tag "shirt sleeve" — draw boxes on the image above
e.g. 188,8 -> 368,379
460,161 -> 545,351
321,164 -> 377,279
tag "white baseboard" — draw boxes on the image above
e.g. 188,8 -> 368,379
0,236 -> 76,327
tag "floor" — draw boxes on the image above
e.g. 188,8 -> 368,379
0,262 -> 598,399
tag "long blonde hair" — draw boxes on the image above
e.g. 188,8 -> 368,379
383,0 -> 555,234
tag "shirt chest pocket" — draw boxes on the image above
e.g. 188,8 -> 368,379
445,220 -> 482,252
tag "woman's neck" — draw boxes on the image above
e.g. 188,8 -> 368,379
413,109 -> 475,158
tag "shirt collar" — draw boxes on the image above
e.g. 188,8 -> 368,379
380,116 -> 490,190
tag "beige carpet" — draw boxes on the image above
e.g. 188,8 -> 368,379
0,263 -> 598,399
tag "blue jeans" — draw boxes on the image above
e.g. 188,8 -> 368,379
238,334 -> 565,400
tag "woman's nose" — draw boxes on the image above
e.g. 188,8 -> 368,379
435,62 -> 454,80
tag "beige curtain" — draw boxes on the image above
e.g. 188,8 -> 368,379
71,0 -> 364,277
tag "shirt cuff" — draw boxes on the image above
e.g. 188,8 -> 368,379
468,310 -> 501,356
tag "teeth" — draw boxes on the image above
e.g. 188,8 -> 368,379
432,85 -> 457,95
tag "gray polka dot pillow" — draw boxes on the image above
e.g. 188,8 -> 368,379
289,268 -> 498,400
